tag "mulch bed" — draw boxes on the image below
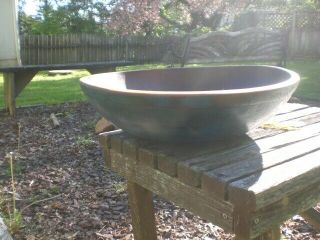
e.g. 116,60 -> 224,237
0,101 -> 319,240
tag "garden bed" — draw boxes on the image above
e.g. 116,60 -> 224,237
0,102 -> 319,240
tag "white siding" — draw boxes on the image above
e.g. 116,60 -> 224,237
0,0 -> 21,67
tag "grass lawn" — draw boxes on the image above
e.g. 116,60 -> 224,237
0,70 -> 90,109
288,60 -> 320,100
0,60 -> 319,109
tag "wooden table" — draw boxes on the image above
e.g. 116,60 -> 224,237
99,103 -> 320,240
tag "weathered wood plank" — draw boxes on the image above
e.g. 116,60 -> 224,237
99,129 -> 123,167
202,133 -> 320,198
181,121 -> 320,190
273,103 -> 308,115
282,111 -> 320,127
271,107 -> 320,122
250,180 -> 320,238
138,147 -> 158,168
127,181 -> 157,240
228,149 -> 320,209
251,109 -> 320,140
109,150 -> 234,232
177,136 -> 255,188
158,137 -> 249,177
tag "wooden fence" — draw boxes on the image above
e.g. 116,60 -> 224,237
20,34 -> 177,65
19,10 -> 320,65
234,10 -> 320,58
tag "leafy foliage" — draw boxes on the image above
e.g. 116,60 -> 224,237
18,0 -> 251,35
17,0 -> 320,35
19,0 -> 109,34
107,0 -> 251,35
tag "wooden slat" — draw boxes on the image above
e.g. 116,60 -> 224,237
157,138 -> 248,177
179,121 -> 320,190
251,109 -> 320,140
273,103 -> 308,115
138,147 -> 158,168
228,149 -> 320,209
99,129 -> 123,167
109,150 -> 234,232
202,133 -> 320,198
282,111 -> 320,127
271,107 -> 320,122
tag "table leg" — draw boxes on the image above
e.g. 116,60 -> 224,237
252,225 -> 281,240
300,207 -> 320,231
3,72 -> 16,116
127,181 -> 157,240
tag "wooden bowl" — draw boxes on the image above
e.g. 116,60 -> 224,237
80,66 -> 299,142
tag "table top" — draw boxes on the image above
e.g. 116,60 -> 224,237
100,102 -> 320,210
0,61 -> 133,72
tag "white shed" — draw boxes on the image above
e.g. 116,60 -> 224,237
0,0 -> 21,67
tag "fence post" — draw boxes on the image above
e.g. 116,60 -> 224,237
289,10 -> 297,58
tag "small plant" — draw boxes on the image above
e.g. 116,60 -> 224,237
82,119 -> 97,130
49,185 -> 60,195
0,123 -> 23,235
113,182 -> 127,193
2,152 -> 23,235
76,135 -> 95,147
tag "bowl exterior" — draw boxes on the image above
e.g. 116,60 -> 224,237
80,81 -> 298,142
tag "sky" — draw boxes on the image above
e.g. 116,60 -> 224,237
24,0 -> 40,16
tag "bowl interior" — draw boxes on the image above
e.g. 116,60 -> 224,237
81,66 -> 293,92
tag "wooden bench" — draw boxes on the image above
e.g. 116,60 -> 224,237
166,27 -> 287,67
0,61 -> 133,116
99,103 -> 320,240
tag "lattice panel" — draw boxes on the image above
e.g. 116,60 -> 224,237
296,12 -> 320,30
257,13 -> 292,30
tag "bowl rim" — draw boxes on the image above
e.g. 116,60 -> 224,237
80,65 -> 300,96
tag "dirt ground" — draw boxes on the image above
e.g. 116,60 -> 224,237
0,101 -> 319,240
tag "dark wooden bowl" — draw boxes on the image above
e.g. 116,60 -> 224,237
80,66 -> 300,142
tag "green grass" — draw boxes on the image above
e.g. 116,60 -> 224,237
0,60 -> 319,109
0,70 -> 90,109
287,60 -> 320,100
187,60 -> 320,101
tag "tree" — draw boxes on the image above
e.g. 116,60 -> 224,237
18,0 -> 110,34
106,0 -> 252,35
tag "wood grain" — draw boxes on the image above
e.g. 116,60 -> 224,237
3,73 -> 16,116
127,181 -> 157,240
228,149 -> 320,209
250,180 -> 320,238
99,129 -> 123,167
203,133 -> 320,198
110,150 -> 234,232
98,104 -> 320,240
